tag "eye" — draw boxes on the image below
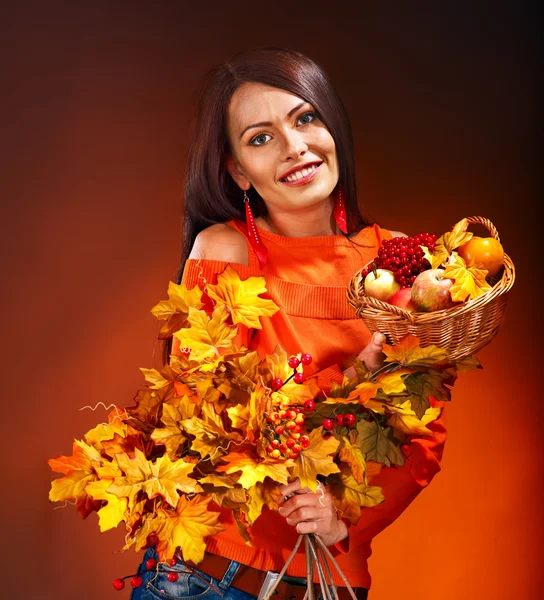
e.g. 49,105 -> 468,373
248,133 -> 272,147
297,111 -> 318,126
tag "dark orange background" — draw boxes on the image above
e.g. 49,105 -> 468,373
2,2 -> 541,599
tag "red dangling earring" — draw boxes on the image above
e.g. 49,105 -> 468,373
333,185 -> 348,234
244,190 -> 268,269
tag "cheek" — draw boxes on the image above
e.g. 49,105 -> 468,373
314,130 -> 337,158
239,153 -> 276,184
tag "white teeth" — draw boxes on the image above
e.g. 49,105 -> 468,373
284,163 -> 318,182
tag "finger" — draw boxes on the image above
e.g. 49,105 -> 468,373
359,332 -> 386,371
278,489 -> 331,518
278,479 -> 310,504
286,505 -> 328,526
295,521 -> 319,535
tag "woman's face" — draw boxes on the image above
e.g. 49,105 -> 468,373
226,82 -> 339,214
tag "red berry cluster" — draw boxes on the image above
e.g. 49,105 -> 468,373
362,233 -> 437,288
266,406 -> 309,459
303,399 -> 357,433
270,353 -> 312,391
322,413 -> 356,431
113,557 -> 178,591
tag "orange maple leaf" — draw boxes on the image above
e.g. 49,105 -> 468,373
48,440 -> 103,504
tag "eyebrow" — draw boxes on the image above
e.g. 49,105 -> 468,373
238,101 -> 309,140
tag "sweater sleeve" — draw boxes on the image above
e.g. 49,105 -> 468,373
333,402 -> 446,553
307,362 -> 447,554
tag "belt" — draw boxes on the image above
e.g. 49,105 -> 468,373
183,551 -> 368,600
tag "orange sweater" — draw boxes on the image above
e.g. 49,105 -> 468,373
174,220 -> 446,589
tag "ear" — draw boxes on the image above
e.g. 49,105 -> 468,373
226,155 -> 251,190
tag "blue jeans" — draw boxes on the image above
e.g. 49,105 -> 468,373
130,548 -> 257,600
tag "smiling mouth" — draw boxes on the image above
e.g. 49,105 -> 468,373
280,162 -> 323,183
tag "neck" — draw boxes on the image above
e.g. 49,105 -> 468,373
256,196 -> 342,237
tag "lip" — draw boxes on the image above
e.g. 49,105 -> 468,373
279,161 -> 323,181
279,162 -> 323,186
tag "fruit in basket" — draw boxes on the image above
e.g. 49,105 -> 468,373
457,237 -> 504,277
364,265 -> 401,301
368,234 -> 436,287
388,287 -> 417,311
411,269 -> 455,312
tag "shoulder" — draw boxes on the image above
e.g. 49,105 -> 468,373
388,230 -> 408,238
188,223 -> 249,266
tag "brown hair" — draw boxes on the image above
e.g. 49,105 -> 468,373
164,47 -> 366,362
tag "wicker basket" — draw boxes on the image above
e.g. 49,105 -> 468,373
346,216 -> 516,361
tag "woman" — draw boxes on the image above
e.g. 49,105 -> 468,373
132,47 -> 445,600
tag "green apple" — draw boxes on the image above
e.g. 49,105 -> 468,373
364,266 -> 401,301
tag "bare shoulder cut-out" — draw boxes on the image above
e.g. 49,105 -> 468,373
188,223 -> 249,266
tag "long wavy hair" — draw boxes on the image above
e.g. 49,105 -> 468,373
164,47 -> 367,362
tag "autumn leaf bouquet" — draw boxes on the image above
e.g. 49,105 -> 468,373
48,265 -> 477,592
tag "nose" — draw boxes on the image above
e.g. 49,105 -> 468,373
282,130 -> 308,161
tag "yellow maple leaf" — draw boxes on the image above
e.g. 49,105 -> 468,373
151,397 -> 196,459
245,478 -> 282,525
139,368 -> 171,390
289,427 -> 340,492
383,334 -> 448,367
84,408 -> 128,451
421,405 -> 443,426
85,479 -> 128,532
123,511 -> 170,553
227,382 -> 271,443
174,305 -> 237,362
225,351 -> 261,389
199,472 -> 239,488
151,281 -> 203,339
419,245 -> 440,269
157,495 -> 225,564
330,466 -> 384,523
108,449 -> 201,510
326,375 -> 359,400
216,452 -> 291,489
385,400 -> 434,440
206,265 -> 279,329
443,253 -> 491,302
339,435 -> 366,484
345,370 -> 407,405
180,409 -> 242,461
431,218 -> 474,268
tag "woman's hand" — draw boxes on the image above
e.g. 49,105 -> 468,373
278,479 -> 348,546
344,331 -> 386,377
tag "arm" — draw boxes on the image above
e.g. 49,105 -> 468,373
278,408 -> 446,550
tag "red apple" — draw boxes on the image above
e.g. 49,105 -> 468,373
364,267 -> 401,301
387,287 -> 416,311
411,269 -> 455,312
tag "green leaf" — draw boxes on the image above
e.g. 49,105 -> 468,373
356,419 -> 405,467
